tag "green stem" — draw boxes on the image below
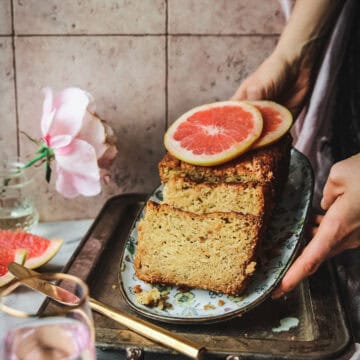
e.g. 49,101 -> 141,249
22,151 -> 48,169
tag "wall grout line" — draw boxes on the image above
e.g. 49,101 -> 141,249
10,0 -> 20,157
6,33 -> 281,38
14,33 -> 167,37
167,33 -> 281,37
165,0 -> 169,130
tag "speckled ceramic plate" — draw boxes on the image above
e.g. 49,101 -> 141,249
119,149 -> 313,324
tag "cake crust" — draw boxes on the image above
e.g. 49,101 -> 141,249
159,134 -> 292,185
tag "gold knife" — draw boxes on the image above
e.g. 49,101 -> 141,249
8,262 -> 207,360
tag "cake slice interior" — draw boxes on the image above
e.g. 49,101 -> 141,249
134,201 -> 264,295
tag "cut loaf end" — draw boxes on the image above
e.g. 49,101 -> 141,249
134,201 -> 264,295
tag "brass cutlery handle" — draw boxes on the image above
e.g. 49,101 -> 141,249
8,263 -> 206,359
89,298 -> 206,359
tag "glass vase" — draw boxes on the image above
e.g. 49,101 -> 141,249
0,159 -> 39,230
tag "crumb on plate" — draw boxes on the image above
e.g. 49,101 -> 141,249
204,304 -> 216,310
134,287 -> 172,310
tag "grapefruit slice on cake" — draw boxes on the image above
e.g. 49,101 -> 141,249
248,100 -> 293,149
0,229 -> 62,283
164,101 -> 263,166
0,248 -> 27,287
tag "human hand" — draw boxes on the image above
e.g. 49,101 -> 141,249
231,0 -> 343,118
273,153 -> 360,298
231,51 -> 311,118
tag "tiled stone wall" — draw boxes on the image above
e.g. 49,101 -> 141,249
0,0 -> 285,221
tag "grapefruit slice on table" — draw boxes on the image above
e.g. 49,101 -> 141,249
0,248 -> 27,287
248,100 -> 293,149
164,101 -> 263,166
0,229 -> 62,283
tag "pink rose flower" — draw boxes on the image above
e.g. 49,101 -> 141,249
38,87 -> 117,198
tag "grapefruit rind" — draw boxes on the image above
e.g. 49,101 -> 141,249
0,248 -> 27,287
24,239 -> 63,269
164,101 -> 263,166
248,100 -> 293,149
0,230 -> 63,277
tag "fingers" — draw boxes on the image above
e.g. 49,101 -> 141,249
272,235 -> 330,298
231,57 -> 280,101
231,78 -> 265,101
231,84 -> 247,101
313,214 -> 324,226
310,214 -> 324,236
272,153 -> 360,300
273,202 -> 344,298
321,161 -> 348,210
305,213 -> 324,239
321,176 -> 343,210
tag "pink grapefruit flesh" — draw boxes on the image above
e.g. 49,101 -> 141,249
0,248 -> 27,287
0,230 -> 63,270
164,101 -> 263,166
248,100 -> 293,149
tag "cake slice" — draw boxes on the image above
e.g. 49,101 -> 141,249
162,177 -> 268,216
159,135 -> 291,221
134,201 -> 265,295
159,134 -> 291,201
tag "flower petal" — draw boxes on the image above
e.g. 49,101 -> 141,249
85,91 -> 96,113
48,87 -> 90,139
55,139 -> 100,179
41,87 -> 54,136
55,166 -> 101,198
49,135 -> 73,149
78,111 -> 107,158
55,167 -> 79,198
72,173 -> 101,196
54,139 -> 101,198
78,112 -> 118,173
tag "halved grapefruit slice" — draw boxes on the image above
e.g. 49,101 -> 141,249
0,230 -> 62,270
164,101 -> 263,166
0,248 -> 27,287
248,100 -> 293,149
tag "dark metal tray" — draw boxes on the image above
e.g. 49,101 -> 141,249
61,194 -> 352,359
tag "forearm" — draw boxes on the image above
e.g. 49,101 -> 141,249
274,0 -> 344,65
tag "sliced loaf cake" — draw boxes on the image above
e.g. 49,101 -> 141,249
134,201 -> 264,295
134,136 -> 291,296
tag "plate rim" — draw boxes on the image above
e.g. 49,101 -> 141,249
118,148 -> 314,324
